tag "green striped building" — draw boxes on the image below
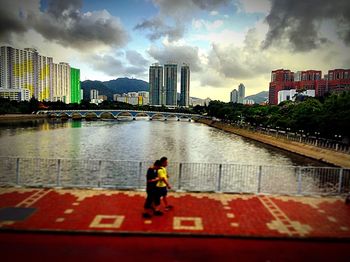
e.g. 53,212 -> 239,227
70,67 -> 81,103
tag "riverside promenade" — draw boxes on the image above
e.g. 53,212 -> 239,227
197,119 -> 350,168
0,187 -> 349,261
0,114 -> 47,121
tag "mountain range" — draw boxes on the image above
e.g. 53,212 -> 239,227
245,91 -> 269,104
81,78 -> 149,100
81,77 -> 268,103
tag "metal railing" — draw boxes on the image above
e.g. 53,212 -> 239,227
228,122 -> 350,154
0,157 -> 349,196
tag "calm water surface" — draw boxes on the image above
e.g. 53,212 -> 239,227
0,119 -> 325,166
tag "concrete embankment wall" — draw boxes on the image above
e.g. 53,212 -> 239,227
197,118 -> 350,168
0,114 -> 47,121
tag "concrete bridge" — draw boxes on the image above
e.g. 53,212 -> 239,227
37,109 -> 201,121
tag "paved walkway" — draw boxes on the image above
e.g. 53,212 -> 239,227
1,187 -> 349,239
198,119 -> 350,168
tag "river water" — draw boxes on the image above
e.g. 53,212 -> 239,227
1,118 -> 341,194
0,118 -> 325,166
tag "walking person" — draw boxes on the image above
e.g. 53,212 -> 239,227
156,157 -> 173,211
143,160 -> 163,218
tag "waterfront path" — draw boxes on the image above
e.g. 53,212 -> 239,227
0,114 -> 47,121
197,119 -> 350,168
1,187 -> 349,261
1,187 -> 349,238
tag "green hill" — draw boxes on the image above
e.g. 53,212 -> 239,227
245,91 -> 268,104
81,78 -> 149,100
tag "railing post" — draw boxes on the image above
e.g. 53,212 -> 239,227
98,160 -> 102,188
15,157 -> 20,185
338,168 -> 343,194
138,162 -> 142,189
297,167 -> 302,194
178,163 -> 182,190
57,159 -> 61,187
257,165 -> 262,193
217,164 -> 222,192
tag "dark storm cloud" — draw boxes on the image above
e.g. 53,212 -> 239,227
0,0 -> 129,49
125,50 -> 148,66
192,0 -> 230,10
47,0 -> 82,18
153,0 -> 229,14
262,0 -> 350,51
0,0 -> 38,41
148,44 -> 201,72
134,17 -> 184,41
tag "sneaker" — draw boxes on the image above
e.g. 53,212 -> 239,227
142,213 -> 152,218
165,205 -> 173,211
154,210 -> 163,216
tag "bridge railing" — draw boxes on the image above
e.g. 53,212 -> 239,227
0,157 -> 349,196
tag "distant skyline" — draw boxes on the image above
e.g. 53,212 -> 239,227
1,0 -> 350,101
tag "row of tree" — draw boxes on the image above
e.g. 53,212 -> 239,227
1,92 -> 348,140
198,92 -> 350,140
0,98 -> 193,115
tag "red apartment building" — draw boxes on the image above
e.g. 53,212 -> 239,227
269,68 -> 350,105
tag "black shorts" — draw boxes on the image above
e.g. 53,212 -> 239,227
157,187 -> 167,197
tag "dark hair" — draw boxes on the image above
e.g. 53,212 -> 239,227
154,160 -> 161,166
160,157 -> 167,164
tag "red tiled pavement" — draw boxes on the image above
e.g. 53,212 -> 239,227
0,187 -> 350,239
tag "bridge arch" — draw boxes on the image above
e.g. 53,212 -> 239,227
135,112 -> 150,118
59,112 -> 69,118
100,112 -> 115,119
165,114 -> 178,121
71,112 -> 83,119
48,112 -> 58,118
116,111 -> 133,120
85,112 -> 98,120
151,113 -> 165,120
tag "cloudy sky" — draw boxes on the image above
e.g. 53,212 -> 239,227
1,0 -> 350,101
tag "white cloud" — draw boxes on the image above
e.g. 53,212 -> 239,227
192,29 -> 246,46
192,19 -> 224,31
210,10 -> 219,16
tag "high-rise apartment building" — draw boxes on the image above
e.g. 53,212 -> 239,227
164,63 -> 177,106
269,68 -> 350,105
1,46 -> 37,98
238,83 -> 245,104
0,45 -> 80,103
269,69 -> 294,105
230,89 -> 238,103
37,54 -> 53,101
90,89 -> 98,100
70,67 -> 81,103
180,63 -> 190,107
149,63 -> 163,106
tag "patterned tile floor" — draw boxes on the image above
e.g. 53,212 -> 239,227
0,187 -> 349,238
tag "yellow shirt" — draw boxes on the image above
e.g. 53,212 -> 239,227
156,167 -> 168,187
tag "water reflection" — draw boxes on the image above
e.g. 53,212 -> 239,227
0,119 -> 327,167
